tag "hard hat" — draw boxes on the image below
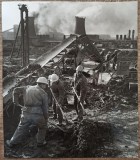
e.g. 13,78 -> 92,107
48,75 -> 52,80
49,74 -> 59,82
114,50 -> 118,53
76,65 -> 84,72
36,77 -> 48,84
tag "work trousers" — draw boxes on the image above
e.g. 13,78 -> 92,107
74,89 -> 87,119
10,112 -> 47,146
52,100 -> 63,124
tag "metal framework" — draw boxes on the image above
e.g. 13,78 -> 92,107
19,4 -> 29,67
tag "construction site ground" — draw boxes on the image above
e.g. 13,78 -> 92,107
4,74 -> 138,158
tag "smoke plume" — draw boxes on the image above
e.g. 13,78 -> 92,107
32,1 -> 137,36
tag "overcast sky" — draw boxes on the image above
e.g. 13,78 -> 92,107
2,1 -> 137,37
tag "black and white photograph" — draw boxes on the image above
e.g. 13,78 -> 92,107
2,1 -> 138,158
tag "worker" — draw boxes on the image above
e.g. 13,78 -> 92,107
105,51 -> 111,72
49,74 -> 65,126
73,65 -> 88,121
111,50 -> 119,70
6,77 -> 49,148
100,49 -> 106,59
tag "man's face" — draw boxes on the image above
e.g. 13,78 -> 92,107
41,84 -> 47,89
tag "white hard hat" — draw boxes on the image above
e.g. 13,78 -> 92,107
36,77 -> 48,84
48,75 -> 52,80
76,65 -> 84,72
49,74 -> 59,82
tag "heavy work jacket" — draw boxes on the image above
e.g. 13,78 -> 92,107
13,85 -> 48,120
50,80 -> 65,105
74,73 -> 88,98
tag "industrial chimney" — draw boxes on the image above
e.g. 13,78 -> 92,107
116,35 -> 119,40
132,30 -> 135,40
28,17 -> 36,37
128,30 -> 131,39
75,16 -> 86,35
124,35 -> 126,40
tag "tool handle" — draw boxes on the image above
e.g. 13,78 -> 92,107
72,87 -> 85,112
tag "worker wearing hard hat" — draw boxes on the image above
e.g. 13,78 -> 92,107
73,65 -> 88,121
111,50 -> 119,70
105,51 -> 111,72
49,74 -> 65,126
6,77 -> 49,148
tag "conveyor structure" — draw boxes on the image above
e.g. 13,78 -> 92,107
3,34 -> 102,109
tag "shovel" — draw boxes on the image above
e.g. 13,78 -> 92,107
72,87 -> 86,115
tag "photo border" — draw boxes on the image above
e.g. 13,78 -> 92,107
0,0 -> 139,159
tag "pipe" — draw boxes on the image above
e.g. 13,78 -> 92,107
132,30 -> 135,40
128,30 -> 131,39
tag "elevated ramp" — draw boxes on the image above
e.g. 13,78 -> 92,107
3,35 -> 77,105
33,35 -> 77,67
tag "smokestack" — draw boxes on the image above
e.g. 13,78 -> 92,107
128,30 -> 131,39
120,35 -> 122,40
124,35 -> 126,40
75,16 -> 86,35
28,17 -> 36,37
116,35 -> 119,40
132,30 -> 135,40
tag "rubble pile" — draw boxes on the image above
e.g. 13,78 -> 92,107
4,117 -> 114,158
64,119 -> 113,157
108,76 -> 130,95
86,75 -> 138,116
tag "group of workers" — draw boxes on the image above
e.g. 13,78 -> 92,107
6,65 -> 88,148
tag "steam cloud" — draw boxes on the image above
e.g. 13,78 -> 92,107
33,2 -> 137,37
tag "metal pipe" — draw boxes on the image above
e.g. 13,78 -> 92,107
25,8 -> 29,65
10,22 -> 21,61
20,6 -> 25,67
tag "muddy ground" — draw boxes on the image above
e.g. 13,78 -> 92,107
3,75 -> 138,158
